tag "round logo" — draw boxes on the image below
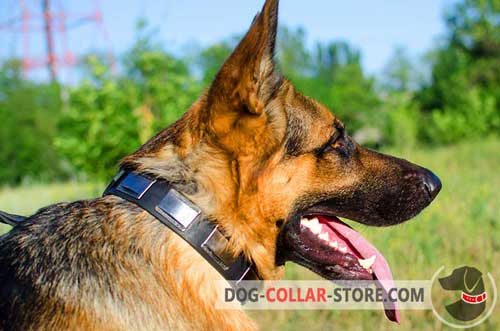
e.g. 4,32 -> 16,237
430,265 -> 497,328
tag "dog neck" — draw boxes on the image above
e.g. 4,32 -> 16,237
104,170 -> 260,283
120,97 -> 284,281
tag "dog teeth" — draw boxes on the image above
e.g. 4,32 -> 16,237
318,232 -> 329,242
300,218 -> 354,256
358,255 -> 376,270
300,217 -> 322,234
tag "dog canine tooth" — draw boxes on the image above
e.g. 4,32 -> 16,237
358,255 -> 376,269
329,241 -> 338,248
339,245 -> 347,253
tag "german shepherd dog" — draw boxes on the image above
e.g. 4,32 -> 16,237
0,1 -> 441,330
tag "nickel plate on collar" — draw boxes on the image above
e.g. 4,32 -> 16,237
201,226 -> 234,270
156,189 -> 201,231
116,172 -> 156,199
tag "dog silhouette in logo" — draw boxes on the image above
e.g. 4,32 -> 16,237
439,266 -> 487,321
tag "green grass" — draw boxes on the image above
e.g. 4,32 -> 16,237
1,139 -> 499,330
0,182 -> 103,234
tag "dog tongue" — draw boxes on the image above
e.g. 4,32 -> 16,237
317,216 -> 400,323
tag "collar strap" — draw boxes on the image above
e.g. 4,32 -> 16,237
461,291 -> 487,304
103,170 -> 259,283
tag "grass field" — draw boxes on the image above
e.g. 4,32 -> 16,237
1,139 -> 499,330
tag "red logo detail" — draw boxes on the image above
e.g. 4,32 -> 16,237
461,292 -> 487,304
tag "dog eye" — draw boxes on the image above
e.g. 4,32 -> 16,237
318,131 -> 343,154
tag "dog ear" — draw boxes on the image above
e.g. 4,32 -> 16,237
207,0 -> 281,120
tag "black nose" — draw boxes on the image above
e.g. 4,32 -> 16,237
422,170 -> 442,201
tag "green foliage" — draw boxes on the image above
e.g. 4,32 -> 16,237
0,60 -> 67,185
382,47 -> 416,92
324,60 -> 380,132
383,93 -> 421,149
417,0 -> 500,144
277,26 -> 312,78
196,41 -> 233,85
55,22 -> 201,181
279,29 -> 381,133
55,64 -> 141,180
422,88 -> 498,144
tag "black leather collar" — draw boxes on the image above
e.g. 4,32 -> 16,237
103,170 -> 260,283
0,211 -> 26,227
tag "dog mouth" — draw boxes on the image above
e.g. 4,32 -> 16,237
277,214 -> 400,323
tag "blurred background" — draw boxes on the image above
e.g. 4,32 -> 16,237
0,0 -> 499,330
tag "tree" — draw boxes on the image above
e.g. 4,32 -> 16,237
446,0 -> 500,92
197,41 -> 233,86
0,60 -> 66,184
55,21 -> 201,181
291,41 -> 380,132
416,0 -> 500,144
382,47 -> 415,92
277,26 -> 311,78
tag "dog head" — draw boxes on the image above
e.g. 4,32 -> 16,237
124,0 -> 441,320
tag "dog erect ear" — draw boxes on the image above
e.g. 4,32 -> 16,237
207,0 -> 281,121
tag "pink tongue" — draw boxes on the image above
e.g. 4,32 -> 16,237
317,216 -> 400,324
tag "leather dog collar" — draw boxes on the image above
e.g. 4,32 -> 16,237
103,170 -> 259,283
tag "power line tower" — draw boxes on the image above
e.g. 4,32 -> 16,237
0,0 -> 115,82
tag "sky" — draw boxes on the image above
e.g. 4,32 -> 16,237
0,0 -> 459,80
